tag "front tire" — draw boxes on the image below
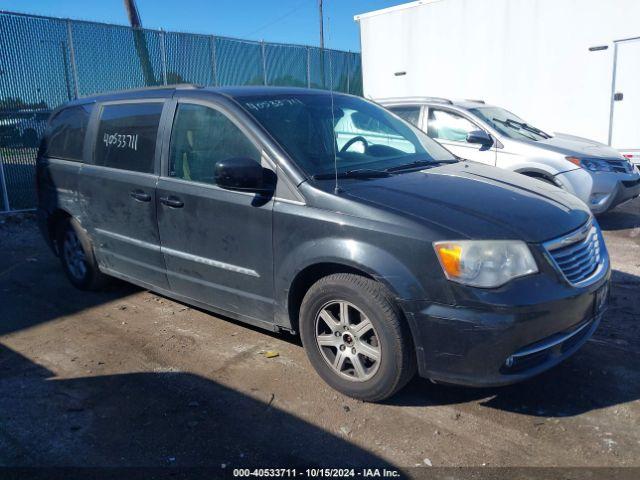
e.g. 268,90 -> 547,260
299,273 -> 416,402
56,218 -> 108,291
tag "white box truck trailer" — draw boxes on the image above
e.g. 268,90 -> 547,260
355,0 -> 640,165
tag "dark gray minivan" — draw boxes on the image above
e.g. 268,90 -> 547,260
37,85 -> 610,401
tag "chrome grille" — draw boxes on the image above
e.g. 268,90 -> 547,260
544,220 -> 606,286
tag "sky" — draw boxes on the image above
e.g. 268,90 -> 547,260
1,0 -> 406,52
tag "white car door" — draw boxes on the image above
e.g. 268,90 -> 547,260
425,107 -> 496,166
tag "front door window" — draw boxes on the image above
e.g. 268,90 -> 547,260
169,103 -> 261,185
427,108 -> 478,142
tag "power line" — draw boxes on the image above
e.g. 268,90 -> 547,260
244,0 -> 309,38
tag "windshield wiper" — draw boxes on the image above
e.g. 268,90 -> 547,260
385,159 -> 458,173
312,168 -> 392,180
505,119 -> 551,138
493,118 -> 551,139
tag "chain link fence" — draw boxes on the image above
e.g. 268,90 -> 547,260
0,11 -> 362,212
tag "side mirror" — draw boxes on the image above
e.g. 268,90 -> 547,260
214,157 -> 275,193
466,130 -> 494,151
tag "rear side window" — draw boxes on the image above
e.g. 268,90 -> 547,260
389,106 -> 421,126
95,102 -> 163,173
168,103 -> 260,185
45,104 -> 92,161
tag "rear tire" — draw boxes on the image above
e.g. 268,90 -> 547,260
56,218 -> 108,291
299,273 -> 416,402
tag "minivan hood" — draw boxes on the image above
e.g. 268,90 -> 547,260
527,133 -> 623,159
340,162 -> 590,243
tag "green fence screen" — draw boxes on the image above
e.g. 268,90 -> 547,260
0,11 -> 362,211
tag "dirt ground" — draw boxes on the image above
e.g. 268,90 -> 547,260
1,198 -> 639,474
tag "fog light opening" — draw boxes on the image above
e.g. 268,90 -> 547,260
589,193 -> 610,206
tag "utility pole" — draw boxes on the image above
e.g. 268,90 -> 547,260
318,0 -> 324,50
123,0 -> 158,86
318,0 -> 326,86
123,0 -> 142,27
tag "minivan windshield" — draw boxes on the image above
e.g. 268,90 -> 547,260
238,93 -> 456,177
469,107 -> 552,142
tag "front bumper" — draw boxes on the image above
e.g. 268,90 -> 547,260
556,168 -> 640,214
401,264 -> 611,387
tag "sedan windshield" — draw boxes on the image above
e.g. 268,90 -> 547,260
469,106 -> 551,142
238,93 -> 456,177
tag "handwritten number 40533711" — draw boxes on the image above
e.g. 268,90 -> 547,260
103,132 -> 138,151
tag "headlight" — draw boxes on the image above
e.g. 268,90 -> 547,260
624,158 -> 637,173
566,156 -> 613,172
433,240 -> 538,288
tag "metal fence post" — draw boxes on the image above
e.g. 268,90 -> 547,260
0,151 -> 10,213
160,29 -> 168,85
261,40 -> 267,85
306,47 -> 311,88
347,51 -> 351,94
60,40 -> 73,101
209,35 -> 218,86
66,19 -> 79,98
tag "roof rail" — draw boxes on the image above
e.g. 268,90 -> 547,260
174,83 -> 203,89
424,96 -> 453,104
374,96 -> 453,105
79,83 -> 202,99
465,99 -> 485,104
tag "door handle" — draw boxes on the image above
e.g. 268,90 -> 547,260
130,190 -> 151,202
159,196 -> 184,208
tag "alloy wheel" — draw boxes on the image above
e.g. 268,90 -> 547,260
314,300 -> 381,382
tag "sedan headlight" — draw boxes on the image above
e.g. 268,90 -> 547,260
433,240 -> 538,288
566,156 -> 613,172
